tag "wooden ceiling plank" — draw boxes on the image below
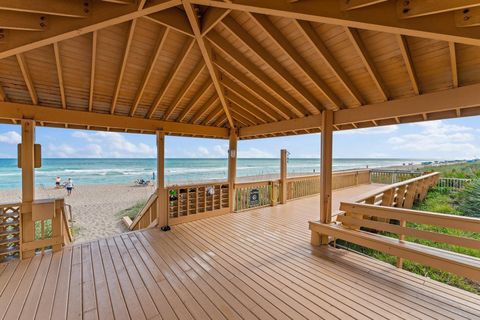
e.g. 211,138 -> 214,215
396,34 -> 420,95
222,77 -> 280,121
130,27 -> 169,117
201,7 -> 231,35
449,42 -> 458,88
344,27 -> 389,101
296,20 -> 366,106
398,0 -> 480,19
0,101 -> 229,138
203,104 -> 224,125
341,0 -> 388,11
191,94 -> 219,124
183,0 -> 234,128
0,12 -> 46,31
53,42 -> 66,109
214,55 -> 294,119
111,19 -> 137,114
207,31 -> 308,117
227,92 -> 269,124
0,0 -> 181,59
145,8 -> 194,37
222,16 -> 322,111
16,53 -> 38,105
190,0 -> 480,47
228,104 -> 258,126
0,0 -> 89,17
176,80 -> 213,122
147,38 -> 195,119
251,13 -> 341,110
89,31 -> 97,112
164,61 -> 206,120
214,114 -> 228,127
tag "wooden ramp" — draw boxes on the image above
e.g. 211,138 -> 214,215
1,185 -> 479,319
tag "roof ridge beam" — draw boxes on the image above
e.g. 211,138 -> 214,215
222,16 -> 323,112
16,53 -> 38,105
296,20 -> 366,106
250,13 -> 342,110
183,0 -> 235,128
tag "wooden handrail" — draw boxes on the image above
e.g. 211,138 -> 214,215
129,192 -> 158,231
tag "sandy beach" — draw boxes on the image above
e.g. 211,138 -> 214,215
0,183 -> 155,243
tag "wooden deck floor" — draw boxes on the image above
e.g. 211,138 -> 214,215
1,184 -> 479,320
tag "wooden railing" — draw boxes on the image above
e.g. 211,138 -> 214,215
0,202 -> 21,262
235,180 -> 280,211
167,182 -> 230,225
370,169 -> 422,184
437,177 -> 471,191
127,192 -> 158,231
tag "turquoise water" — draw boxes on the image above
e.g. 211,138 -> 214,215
0,158 -> 424,189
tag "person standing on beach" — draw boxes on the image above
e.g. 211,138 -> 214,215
66,178 -> 74,196
152,171 -> 156,181
55,176 -> 61,188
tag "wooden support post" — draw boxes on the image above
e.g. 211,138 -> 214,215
228,129 -> 237,211
280,149 -> 287,204
156,131 -> 169,230
20,119 -> 35,258
320,110 -> 333,224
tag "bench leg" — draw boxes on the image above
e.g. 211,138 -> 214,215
311,230 -> 329,246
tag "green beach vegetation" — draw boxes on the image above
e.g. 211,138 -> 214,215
118,199 -> 147,221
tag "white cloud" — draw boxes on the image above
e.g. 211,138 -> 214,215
238,148 -> 273,158
0,131 -> 21,144
336,125 -> 399,135
182,144 -> 229,158
387,120 -> 480,159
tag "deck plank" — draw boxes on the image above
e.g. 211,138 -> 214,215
0,185 -> 479,320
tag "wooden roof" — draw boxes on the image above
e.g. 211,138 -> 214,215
1,0 -> 480,139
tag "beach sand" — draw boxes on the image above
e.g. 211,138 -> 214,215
0,183 -> 155,243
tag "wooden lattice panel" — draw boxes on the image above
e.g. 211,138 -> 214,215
0,203 -> 21,262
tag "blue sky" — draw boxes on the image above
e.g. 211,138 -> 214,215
0,116 -> 479,159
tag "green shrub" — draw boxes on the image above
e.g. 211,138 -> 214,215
457,179 -> 480,218
117,200 -> 147,220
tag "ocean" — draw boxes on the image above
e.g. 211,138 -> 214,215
0,158 -> 426,189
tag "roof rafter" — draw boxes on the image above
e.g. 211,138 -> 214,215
176,79 -> 213,122
0,0 -> 181,59
190,0 -> 480,46
53,42 -> 66,108
0,0 -> 89,17
203,104 -> 224,125
341,0 -> 388,11
146,38 -> 195,119
396,34 -> 420,95
227,99 -> 261,125
88,31 -> 98,112
163,60 -> 206,121
296,20 -> 366,106
130,26 -> 169,117
206,30 -> 308,117
344,27 -> 389,101
214,55 -> 294,120
250,13 -> 342,110
191,94 -> 219,124
145,8 -> 194,37
111,19 -> 137,114
449,42 -> 458,89
201,7 -> 231,35
183,0 -> 234,128
16,53 -> 38,105
397,0 -> 480,19
222,16 -> 322,112
226,91 -> 269,124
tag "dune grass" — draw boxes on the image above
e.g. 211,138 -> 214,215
117,199 -> 147,220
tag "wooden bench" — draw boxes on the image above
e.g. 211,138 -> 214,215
309,202 -> 480,282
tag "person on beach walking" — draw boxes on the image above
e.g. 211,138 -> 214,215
66,178 -> 74,196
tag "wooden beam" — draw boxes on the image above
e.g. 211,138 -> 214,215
0,12 -> 46,31
228,103 -> 258,126
341,0 -> 388,11
156,130 -> 168,227
0,101 -> 229,138
130,27 -> 169,117
296,20 -> 365,106
201,7 -> 231,35
145,7 -> 194,37
207,31 -> 308,117
0,0 -> 181,59
222,16 -> 322,111
239,114 -> 322,138
455,7 -> 480,27
183,0 -> 234,128
227,92 -> 268,124
0,0 -> 89,17
146,38 -> 195,119
228,129 -> 237,211
53,43 -> 66,109
191,94 -> 219,124
214,55 -> 294,120
164,61 -> 205,121
397,0 -> 480,19
449,42 -> 458,88
176,79 -> 213,122
190,0 -> 480,47
344,27 -> 389,101
320,110 -> 333,227
202,104 -> 224,125
0,86 -> 6,102
396,34 -> 420,95
88,31 -> 97,112
111,19 -> 137,114
250,13 -> 342,110
16,54 -> 38,105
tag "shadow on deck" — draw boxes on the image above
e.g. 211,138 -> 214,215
0,184 -> 479,319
